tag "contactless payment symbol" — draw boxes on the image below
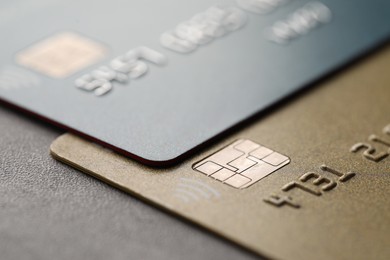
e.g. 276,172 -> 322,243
174,178 -> 220,203
0,66 -> 40,90
193,140 -> 290,189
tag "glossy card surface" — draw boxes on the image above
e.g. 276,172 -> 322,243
51,45 -> 390,260
1,0 -> 390,164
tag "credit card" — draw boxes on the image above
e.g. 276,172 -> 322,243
1,0 -> 390,165
51,45 -> 390,260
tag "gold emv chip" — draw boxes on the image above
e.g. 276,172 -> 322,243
16,32 -> 106,78
193,140 -> 290,189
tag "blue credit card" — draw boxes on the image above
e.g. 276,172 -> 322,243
0,0 -> 389,165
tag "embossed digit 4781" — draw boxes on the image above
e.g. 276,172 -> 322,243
264,165 -> 356,209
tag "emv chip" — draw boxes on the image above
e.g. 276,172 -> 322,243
193,140 -> 290,189
16,32 -> 106,78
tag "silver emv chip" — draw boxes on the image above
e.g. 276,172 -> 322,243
193,140 -> 290,189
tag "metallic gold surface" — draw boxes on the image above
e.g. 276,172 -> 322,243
51,45 -> 390,260
16,32 -> 106,78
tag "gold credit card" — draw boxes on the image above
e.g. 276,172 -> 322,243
50,46 -> 390,260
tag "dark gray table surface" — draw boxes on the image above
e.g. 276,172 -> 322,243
0,105 -> 261,260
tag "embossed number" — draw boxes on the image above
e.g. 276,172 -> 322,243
350,143 -> 388,162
